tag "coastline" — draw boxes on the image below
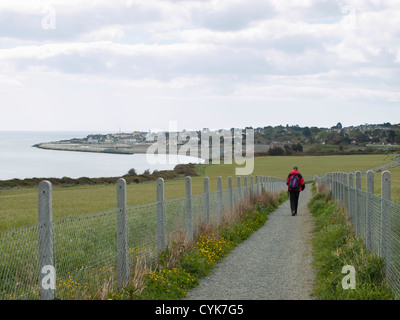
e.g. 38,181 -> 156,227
33,142 -> 272,156
33,142 -> 152,155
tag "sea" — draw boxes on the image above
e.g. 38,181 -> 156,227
0,131 -> 203,181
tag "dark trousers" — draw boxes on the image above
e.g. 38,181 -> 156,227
289,191 -> 300,215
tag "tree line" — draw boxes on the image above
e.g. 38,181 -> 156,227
251,122 -> 400,146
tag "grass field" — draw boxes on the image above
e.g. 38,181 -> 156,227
0,154 -> 398,231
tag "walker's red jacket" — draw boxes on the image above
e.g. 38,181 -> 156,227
287,170 -> 305,192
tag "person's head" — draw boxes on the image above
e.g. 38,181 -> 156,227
293,166 -> 298,171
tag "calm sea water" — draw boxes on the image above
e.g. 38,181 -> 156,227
0,131 -> 202,180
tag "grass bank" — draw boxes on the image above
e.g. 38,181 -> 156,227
112,191 -> 289,300
309,184 -> 394,300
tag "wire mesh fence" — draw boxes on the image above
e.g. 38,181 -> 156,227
316,170 -> 400,299
0,224 -> 39,300
386,200 -> 400,296
0,175 -> 287,300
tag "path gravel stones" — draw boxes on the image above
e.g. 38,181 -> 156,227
187,187 -> 315,300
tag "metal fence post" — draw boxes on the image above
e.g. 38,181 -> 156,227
380,171 -> 391,264
204,177 -> 210,224
117,178 -> 129,290
157,178 -> 166,252
366,170 -> 374,252
228,176 -> 233,210
38,181 -> 55,301
185,177 -> 193,242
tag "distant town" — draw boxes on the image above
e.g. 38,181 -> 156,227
33,122 -> 400,156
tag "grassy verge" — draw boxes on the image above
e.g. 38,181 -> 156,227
112,191 -> 289,300
309,184 -> 394,300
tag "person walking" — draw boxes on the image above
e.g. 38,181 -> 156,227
287,166 -> 305,216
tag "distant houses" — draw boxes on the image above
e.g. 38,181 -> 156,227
80,123 -> 399,148
85,131 -> 148,145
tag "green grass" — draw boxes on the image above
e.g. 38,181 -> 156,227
364,165 -> 400,204
0,154 -> 395,231
309,184 -> 394,300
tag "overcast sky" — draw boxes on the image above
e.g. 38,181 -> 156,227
0,0 -> 399,133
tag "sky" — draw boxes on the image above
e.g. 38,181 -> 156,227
0,0 -> 399,133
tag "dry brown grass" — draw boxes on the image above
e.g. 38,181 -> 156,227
221,191 -> 279,227
316,182 -> 331,195
125,255 -> 150,297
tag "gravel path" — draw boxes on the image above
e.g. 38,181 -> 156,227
187,187 -> 315,300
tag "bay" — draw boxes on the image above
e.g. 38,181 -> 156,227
0,131 -> 203,180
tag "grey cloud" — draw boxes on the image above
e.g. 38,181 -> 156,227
192,1 -> 277,31
0,4 -> 164,41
